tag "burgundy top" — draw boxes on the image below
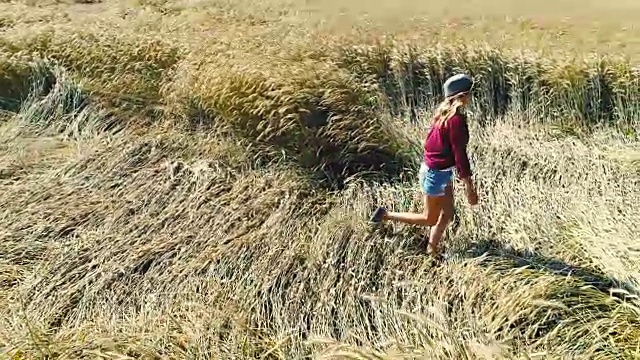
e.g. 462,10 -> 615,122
423,112 -> 472,179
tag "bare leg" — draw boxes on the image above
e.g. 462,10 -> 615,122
427,182 -> 454,257
382,194 -> 441,226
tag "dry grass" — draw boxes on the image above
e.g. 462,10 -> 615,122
0,0 -> 639,359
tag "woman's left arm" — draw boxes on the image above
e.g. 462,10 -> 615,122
448,114 -> 472,180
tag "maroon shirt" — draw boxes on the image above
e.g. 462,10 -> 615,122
423,112 -> 472,179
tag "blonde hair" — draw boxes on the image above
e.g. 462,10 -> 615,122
432,92 -> 467,128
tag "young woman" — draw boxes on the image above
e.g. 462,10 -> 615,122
369,73 -> 479,259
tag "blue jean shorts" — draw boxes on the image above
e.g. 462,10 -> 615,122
418,162 -> 454,196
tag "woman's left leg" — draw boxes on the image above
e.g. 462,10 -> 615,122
426,180 -> 454,257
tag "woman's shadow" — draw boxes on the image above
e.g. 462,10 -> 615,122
449,237 -> 639,302
370,211 -> 638,302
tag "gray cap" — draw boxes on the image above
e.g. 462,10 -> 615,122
443,73 -> 473,98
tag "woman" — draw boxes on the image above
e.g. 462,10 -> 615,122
369,73 -> 479,259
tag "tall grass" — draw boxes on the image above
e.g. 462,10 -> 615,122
2,38 -> 637,184
329,42 -> 640,128
3,31 -> 637,129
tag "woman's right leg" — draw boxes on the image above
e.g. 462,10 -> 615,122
369,166 -> 451,230
381,195 -> 439,226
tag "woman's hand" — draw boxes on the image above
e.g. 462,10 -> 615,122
466,186 -> 478,205
462,177 -> 479,206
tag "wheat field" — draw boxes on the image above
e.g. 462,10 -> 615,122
0,0 -> 639,359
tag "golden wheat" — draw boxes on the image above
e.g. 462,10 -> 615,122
0,0 -> 639,359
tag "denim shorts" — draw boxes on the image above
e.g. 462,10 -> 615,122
418,162 -> 454,196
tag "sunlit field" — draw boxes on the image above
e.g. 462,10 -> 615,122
0,0 -> 639,358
